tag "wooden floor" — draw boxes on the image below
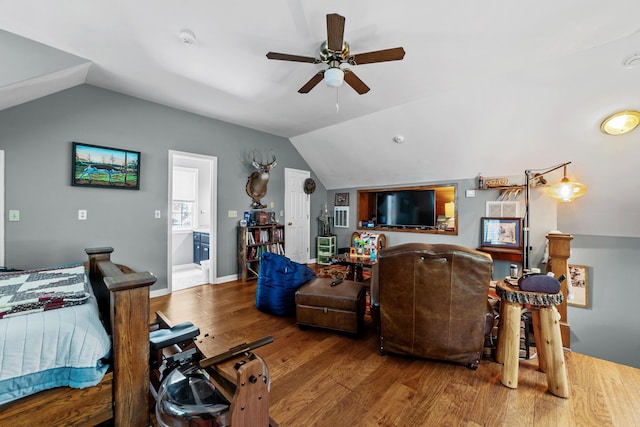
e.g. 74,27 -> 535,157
150,278 -> 640,427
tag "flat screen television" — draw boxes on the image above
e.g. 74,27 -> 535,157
375,190 -> 436,228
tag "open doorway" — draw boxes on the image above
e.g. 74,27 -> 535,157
167,151 -> 217,292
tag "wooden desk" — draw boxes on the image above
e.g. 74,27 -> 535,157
477,246 -> 523,262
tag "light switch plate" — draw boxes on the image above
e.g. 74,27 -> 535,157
155,210 -> 161,219
8,210 -> 20,222
466,189 -> 476,198
228,210 -> 238,218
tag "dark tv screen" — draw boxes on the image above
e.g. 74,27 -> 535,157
375,190 -> 436,228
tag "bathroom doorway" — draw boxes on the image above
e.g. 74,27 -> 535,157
167,150 -> 217,292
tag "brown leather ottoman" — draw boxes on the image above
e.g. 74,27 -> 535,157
295,278 -> 365,334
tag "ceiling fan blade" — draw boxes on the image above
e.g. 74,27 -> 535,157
343,69 -> 370,94
298,71 -> 325,93
349,47 -> 406,65
326,13 -> 345,52
266,52 -> 319,63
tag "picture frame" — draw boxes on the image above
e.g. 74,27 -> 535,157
480,217 -> 523,249
568,264 -> 589,308
71,142 -> 141,190
335,192 -> 349,206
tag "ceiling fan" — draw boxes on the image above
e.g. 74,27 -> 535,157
266,13 -> 405,94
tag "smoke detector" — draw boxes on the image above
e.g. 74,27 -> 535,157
179,30 -> 196,45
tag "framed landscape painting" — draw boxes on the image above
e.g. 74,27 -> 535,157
71,142 -> 141,189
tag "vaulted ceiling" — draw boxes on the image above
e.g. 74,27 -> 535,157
2,1 -> 640,237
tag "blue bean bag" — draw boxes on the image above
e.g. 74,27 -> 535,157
256,252 -> 316,317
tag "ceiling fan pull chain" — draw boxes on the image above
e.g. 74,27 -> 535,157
336,87 -> 340,112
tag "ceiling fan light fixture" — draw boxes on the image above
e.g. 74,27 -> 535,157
600,110 -> 640,135
324,67 -> 344,88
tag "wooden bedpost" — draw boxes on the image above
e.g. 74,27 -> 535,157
545,233 -> 572,349
86,247 -> 156,427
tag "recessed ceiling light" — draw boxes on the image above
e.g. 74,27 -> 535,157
179,30 -> 196,45
600,110 -> 640,135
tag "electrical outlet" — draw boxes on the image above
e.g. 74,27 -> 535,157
78,209 -> 87,220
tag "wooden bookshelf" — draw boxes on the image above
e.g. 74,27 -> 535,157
237,224 -> 285,281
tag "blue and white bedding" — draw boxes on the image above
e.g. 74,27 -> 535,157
0,265 -> 111,405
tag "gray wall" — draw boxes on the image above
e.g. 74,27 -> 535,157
567,235 -> 640,368
0,84 -> 326,290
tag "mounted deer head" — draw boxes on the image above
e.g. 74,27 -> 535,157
246,151 -> 277,209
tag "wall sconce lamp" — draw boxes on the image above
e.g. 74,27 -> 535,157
523,161 -> 586,268
601,110 -> 640,135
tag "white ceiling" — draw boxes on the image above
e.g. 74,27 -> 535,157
1,1 -> 640,237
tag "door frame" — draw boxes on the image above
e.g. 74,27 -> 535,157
167,150 -> 218,292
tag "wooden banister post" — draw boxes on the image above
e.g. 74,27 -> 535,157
546,233 -> 573,349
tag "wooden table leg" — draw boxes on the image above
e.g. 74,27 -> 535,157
495,298 -> 506,364
539,305 -> 569,398
530,309 -> 547,373
344,265 -> 355,281
500,300 -> 522,389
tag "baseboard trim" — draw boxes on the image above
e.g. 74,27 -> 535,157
216,274 -> 238,284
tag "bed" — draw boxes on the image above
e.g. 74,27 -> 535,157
0,247 -> 156,426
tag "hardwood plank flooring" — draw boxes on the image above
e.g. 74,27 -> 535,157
149,279 -> 640,427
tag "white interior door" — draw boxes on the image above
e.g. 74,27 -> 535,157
284,168 -> 310,263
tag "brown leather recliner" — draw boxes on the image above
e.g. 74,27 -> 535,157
370,243 -> 493,369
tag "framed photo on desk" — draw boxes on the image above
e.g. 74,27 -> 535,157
480,217 -> 522,249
